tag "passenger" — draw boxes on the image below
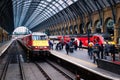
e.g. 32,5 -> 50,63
109,44 -> 115,61
61,41 -> 64,50
55,42 -> 59,50
58,42 -> 62,50
79,40 -> 83,50
69,40 -> 74,53
104,41 -> 110,57
88,41 -> 94,59
65,42 -> 70,55
73,40 -> 78,50
93,43 -> 100,63
94,43 -> 100,59
100,44 -> 104,59
49,40 -> 53,50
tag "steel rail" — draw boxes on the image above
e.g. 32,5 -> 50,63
34,62 -> 52,80
18,54 -> 26,80
0,54 -> 12,80
46,60 -> 74,80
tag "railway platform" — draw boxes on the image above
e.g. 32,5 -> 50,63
50,45 -> 120,80
0,40 -> 13,56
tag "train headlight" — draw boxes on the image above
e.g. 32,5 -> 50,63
44,46 -> 47,48
35,46 -> 38,48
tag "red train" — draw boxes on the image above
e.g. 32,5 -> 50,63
57,34 -> 115,47
21,32 -> 50,51
17,32 -> 50,59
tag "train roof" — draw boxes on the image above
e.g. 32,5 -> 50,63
93,33 -> 111,37
32,32 -> 47,36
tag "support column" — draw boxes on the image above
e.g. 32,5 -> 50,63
91,26 -> 95,33
114,24 -> 119,44
101,25 -> 104,33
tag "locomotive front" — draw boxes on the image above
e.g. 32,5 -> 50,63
31,32 -> 50,52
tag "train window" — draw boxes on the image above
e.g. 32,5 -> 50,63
104,36 -> 113,41
32,35 -> 46,40
41,36 -> 46,40
32,35 -> 39,40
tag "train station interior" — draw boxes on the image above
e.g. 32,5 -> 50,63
0,0 -> 120,80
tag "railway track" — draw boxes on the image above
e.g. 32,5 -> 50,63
22,60 -> 76,80
34,60 -> 75,80
0,41 -> 26,80
0,40 -> 82,80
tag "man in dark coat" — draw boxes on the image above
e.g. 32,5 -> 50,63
65,42 -> 70,55
109,44 -> 115,61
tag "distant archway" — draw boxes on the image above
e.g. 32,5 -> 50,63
105,18 -> 114,35
70,25 -> 73,34
74,25 -> 78,34
65,27 -> 68,35
95,20 -> 101,33
62,27 -> 64,35
79,23 -> 84,34
86,22 -> 92,34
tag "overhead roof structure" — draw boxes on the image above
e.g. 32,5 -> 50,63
12,0 -> 78,29
0,0 -> 14,34
0,0 -> 120,34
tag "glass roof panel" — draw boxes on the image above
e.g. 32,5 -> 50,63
54,2 -> 60,8
102,0 -> 110,6
58,5 -> 63,10
116,0 -> 120,3
98,0 -> 106,8
66,0 -> 74,5
89,0 -> 98,11
58,0 -> 64,4
52,5 -> 60,12
73,0 -> 78,2
96,2 -> 102,9
86,1 -> 95,12
47,0 -> 52,2
78,1 -> 88,14
41,4 -> 46,7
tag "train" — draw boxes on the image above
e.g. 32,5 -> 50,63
17,32 -> 50,59
57,33 -> 115,47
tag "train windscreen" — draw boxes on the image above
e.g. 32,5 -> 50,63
103,36 -> 113,41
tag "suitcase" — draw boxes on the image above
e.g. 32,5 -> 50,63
70,47 -> 74,53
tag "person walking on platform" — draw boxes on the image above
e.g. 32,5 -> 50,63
61,41 -> 64,50
104,41 -> 110,58
49,40 -> 53,50
65,42 -> 70,55
95,43 -> 100,58
88,41 -> 94,59
93,43 -> 100,63
100,44 -> 104,59
109,44 -> 116,61
79,40 -> 83,50
73,40 -> 78,51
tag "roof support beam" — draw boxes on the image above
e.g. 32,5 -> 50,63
107,0 -> 116,24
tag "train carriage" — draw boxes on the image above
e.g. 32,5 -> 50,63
57,34 -> 115,48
